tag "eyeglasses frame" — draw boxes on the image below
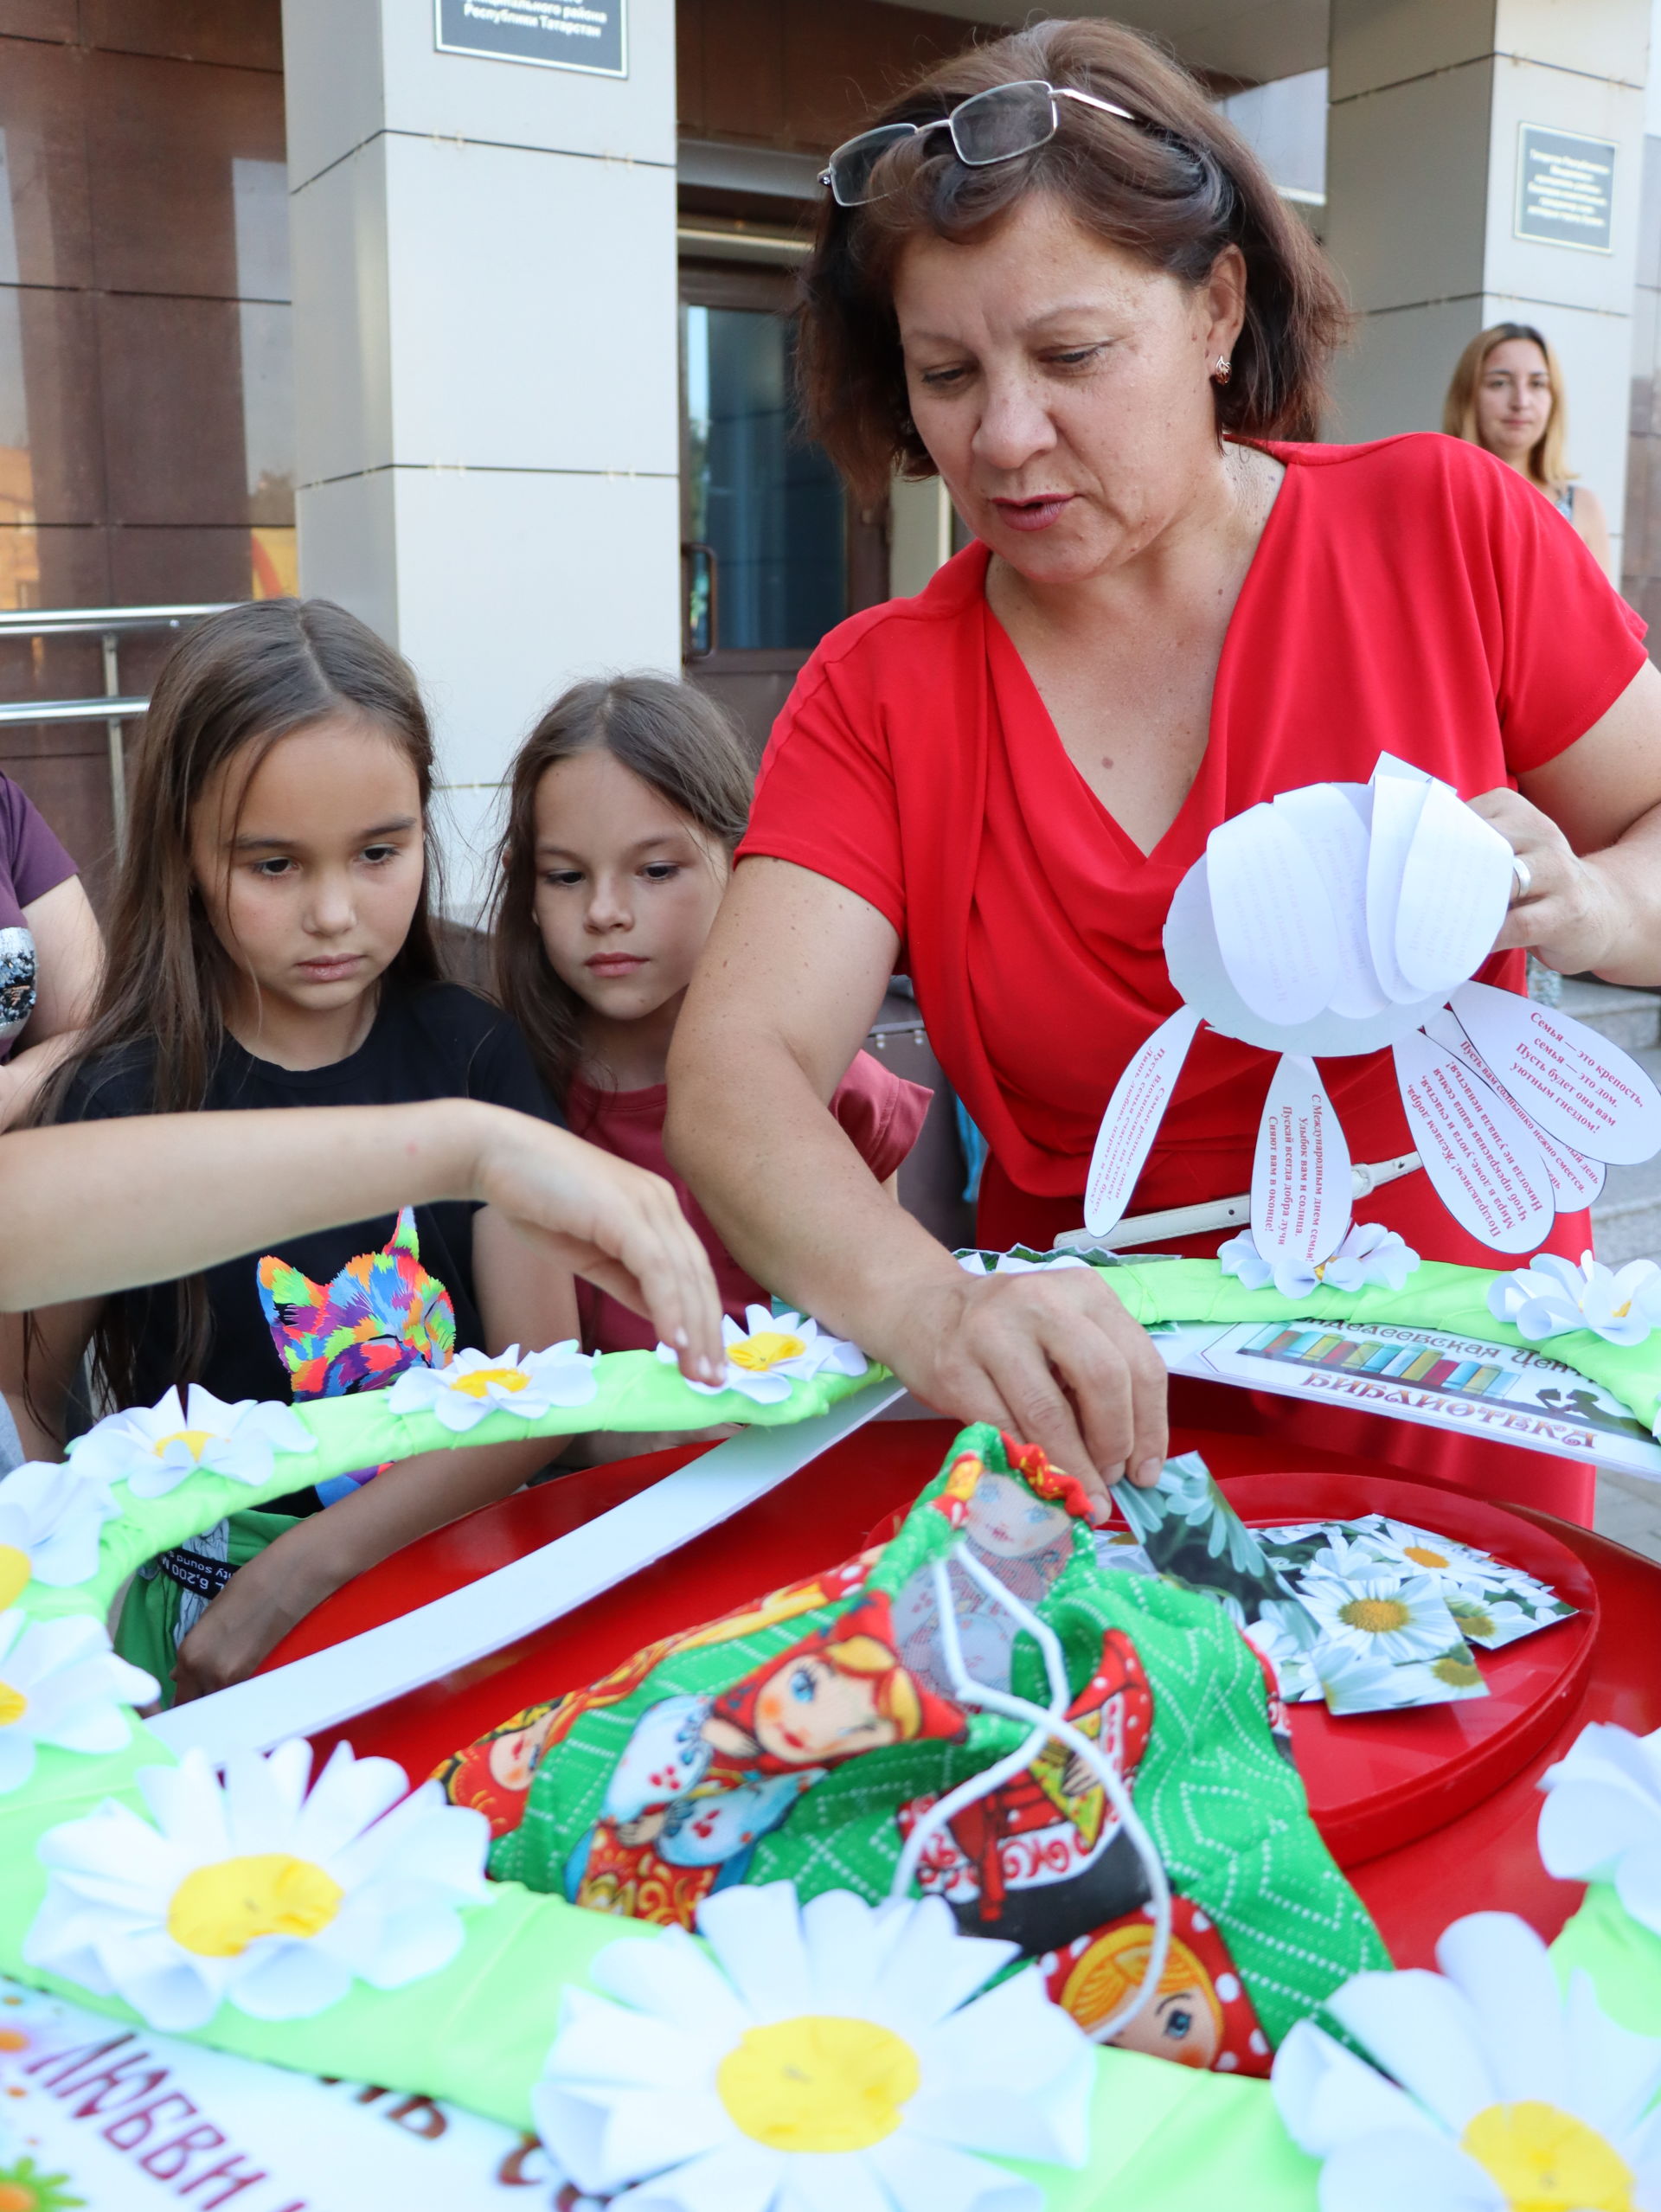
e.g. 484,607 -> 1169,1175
818,80 -> 1138,207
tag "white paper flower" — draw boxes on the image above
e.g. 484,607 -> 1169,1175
1318,1223 -> 1420,1293
0,1460 -> 119,1595
657,1305 -> 869,1406
534,1882 -> 1093,2212
387,1341 -> 598,1433
24,1738 -> 489,2031
1218,1230 -> 1275,1290
1220,1223 -> 1419,1299
1489,1249 -> 1661,1347
1297,1563 -> 1460,1665
67,1384 -> 315,1500
1272,1911 -> 1661,2212
1538,1721 -> 1661,1938
0,1610 -> 155,1793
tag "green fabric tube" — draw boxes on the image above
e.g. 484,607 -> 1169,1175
1549,1881 -> 1661,2036
1,1260 -> 1654,2206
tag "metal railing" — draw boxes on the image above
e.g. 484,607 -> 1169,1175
0,603 -> 237,851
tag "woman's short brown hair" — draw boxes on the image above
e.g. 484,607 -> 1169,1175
798,18 -> 1350,500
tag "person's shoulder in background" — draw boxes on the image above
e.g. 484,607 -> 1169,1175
830,1045 -> 933,1183
0,771 -> 78,908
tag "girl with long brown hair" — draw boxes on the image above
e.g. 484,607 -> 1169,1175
491,674 -> 929,1393
3,598 -> 579,1702
1444,322 -> 1611,574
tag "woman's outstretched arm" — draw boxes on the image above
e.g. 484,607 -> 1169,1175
666,856 -> 1168,1513
0,1099 -> 723,1384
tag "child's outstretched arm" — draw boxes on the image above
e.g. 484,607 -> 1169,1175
0,1100 -> 723,1384
170,1203 -> 583,1699
170,1432 -> 560,1700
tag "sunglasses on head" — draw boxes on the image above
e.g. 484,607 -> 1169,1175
819,78 -> 1139,209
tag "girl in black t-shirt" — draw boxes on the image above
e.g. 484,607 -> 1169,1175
5,599 -> 575,1702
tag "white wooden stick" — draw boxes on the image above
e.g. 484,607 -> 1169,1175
151,1378 -> 906,1766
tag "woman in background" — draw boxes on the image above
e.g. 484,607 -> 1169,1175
1444,321 -> 1611,574
0,773 -> 100,1131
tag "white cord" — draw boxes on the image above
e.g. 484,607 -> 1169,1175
888,1542 -> 1172,2044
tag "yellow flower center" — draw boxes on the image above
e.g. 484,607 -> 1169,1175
0,1679 -> 26,1728
165,1853 -> 343,1958
716,2015 -> 919,2153
728,1330 -> 807,1375
1460,2100 -> 1634,2212
1431,1654 -> 1482,1688
1402,1543 -> 1451,1568
450,1366 -> 529,1400
155,1428 -> 215,1462
0,1543 -> 29,1610
1339,1597 -> 1412,1635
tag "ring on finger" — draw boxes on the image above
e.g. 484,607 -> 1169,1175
1510,852 -> 1533,904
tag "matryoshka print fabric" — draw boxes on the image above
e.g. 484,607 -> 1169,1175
440,1424 -> 1388,2070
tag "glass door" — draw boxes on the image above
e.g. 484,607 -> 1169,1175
679,260 -> 886,757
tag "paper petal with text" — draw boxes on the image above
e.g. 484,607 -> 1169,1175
1087,753 -> 1661,1266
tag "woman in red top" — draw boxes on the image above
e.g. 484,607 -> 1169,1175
669,20 -> 1661,1523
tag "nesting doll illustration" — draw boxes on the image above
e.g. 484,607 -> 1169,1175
895,1627 -> 1155,1956
565,1597 -> 966,1922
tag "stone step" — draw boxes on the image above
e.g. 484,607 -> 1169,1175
1557,978 -> 1661,1052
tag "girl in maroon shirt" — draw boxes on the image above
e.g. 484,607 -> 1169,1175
491,675 -> 930,1371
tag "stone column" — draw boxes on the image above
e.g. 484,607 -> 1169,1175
280,0 -> 680,911
1325,0 -> 1648,578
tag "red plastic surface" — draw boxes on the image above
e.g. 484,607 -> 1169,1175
273,1420 -> 1661,1968
1228,1472 -> 1599,1869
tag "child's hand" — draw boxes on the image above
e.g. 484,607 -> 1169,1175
464,1108 -> 725,1385
171,1550 -> 317,1702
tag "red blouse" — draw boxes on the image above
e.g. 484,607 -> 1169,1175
740,435 -> 1646,1269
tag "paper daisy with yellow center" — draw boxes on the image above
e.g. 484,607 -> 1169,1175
1297,1562 -> 1460,1667
0,1461 -> 119,1600
387,1341 -> 598,1433
534,1881 -> 1093,2211
0,1611 -> 155,1795
24,1738 -> 489,2032
657,1305 -> 869,1407
1273,1909 -> 1661,2212
67,1383 -> 314,1501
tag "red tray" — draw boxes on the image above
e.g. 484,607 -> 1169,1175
266,1420 -> 1661,1965
1228,1471 -> 1599,1868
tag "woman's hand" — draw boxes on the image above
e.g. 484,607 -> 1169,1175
461,1106 -> 724,1386
864,1263 -> 1169,1519
1469,786 -> 1622,975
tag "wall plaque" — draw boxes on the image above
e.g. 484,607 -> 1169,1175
1515,124 -> 1615,253
434,0 -> 626,79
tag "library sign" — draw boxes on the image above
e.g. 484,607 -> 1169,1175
435,0 -> 625,78
1515,124 -> 1616,254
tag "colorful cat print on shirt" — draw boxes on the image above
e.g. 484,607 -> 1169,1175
258,1204 -> 455,1502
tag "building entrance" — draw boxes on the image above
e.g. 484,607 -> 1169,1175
679,259 -> 886,758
